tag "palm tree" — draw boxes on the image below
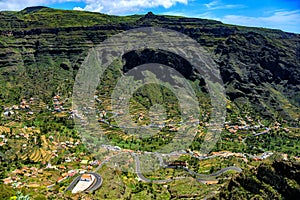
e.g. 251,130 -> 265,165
16,192 -> 30,200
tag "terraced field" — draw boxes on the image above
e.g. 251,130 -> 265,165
20,148 -> 53,163
0,126 -> 10,134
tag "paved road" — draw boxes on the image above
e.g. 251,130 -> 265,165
242,128 -> 271,143
86,172 -> 103,192
94,152 -> 129,172
65,172 -> 103,193
155,152 -> 166,167
133,152 -> 242,183
133,153 -> 177,183
209,166 -> 242,176
183,166 -> 241,179
164,164 -> 241,179
94,159 -> 109,172
155,152 -> 242,176
65,175 -> 81,191
92,150 -> 242,184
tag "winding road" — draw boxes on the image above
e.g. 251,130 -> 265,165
65,176 -> 81,191
94,152 -> 129,172
67,150 -> 242,192
86,172 -> 103,192
132,152 -> 242,183
65,172 -> 102,192
133,153 -> 179,183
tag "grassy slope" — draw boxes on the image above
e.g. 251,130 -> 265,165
0,7 -> 299,199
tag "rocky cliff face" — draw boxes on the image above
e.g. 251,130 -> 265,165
0,7 -> 299,121
216,160 -> 300,200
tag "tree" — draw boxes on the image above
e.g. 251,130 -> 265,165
15,191 -> 30,200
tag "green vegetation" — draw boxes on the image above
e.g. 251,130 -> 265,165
0,6 -> 299,199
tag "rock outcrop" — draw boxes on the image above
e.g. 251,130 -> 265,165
0,8 -> 299,121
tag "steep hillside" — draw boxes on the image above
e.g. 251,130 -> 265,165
215,160 -> 300,200
0,7 -> 299,199
0,7 -> 299,122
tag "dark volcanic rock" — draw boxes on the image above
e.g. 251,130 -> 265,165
216,161 -> 300,200
0,7 -> 299,120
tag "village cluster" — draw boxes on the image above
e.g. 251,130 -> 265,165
0,94 -> 297,193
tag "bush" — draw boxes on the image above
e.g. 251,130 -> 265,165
0,183 -> 15,199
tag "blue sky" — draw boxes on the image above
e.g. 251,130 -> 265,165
0,0 -> 299,33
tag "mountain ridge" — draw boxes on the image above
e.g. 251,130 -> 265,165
0,7 -> 299,199
0,7 -> 299,122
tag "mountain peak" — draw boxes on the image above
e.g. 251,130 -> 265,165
21,6 -> 49,13
145,11 -> 155,18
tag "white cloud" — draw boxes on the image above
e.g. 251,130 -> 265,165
0,0 -> 188,14
204,0 -> 244,10
221,10 -> 300,33
74,0 -> 188,14
162,9 -> 300,33
0,0 -> 47,11
0,0 -> 81,11
204,0 -> 218,9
